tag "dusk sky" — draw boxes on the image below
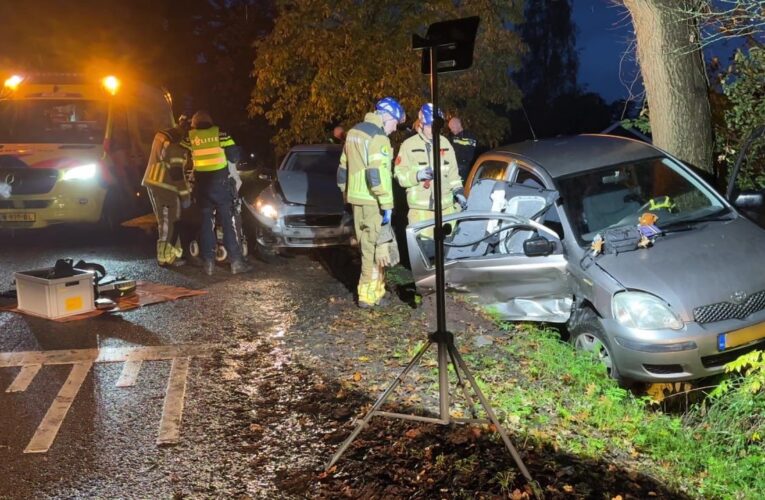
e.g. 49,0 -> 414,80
573,0 -> 638,104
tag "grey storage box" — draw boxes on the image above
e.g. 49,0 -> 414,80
15,268 -> 96,319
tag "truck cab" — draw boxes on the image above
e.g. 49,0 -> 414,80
0,73 -> 173,229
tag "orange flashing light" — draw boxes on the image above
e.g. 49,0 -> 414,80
102,75 -> 120,95
3,75 -> 24,90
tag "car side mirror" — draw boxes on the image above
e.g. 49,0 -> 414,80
734,189 -> 764,210
255,166 -> 276,181
523,235 -> 555,257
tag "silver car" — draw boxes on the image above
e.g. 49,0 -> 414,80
406,134 -> 765,383
243,144 -> 354,261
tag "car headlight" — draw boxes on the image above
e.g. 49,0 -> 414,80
61,163 -> 97,181
255,198 -> 278,219
612,291 -> 683,330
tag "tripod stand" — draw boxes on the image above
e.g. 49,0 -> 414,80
325,329 -> 533,484
326,17 -> 535,491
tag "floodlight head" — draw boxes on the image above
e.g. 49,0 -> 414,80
412,16 -> 480,74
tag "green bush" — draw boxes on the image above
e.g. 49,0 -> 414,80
715,47 -> 765,191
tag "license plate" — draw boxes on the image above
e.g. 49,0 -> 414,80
719,322 -> 765,351
0,212 -> 36,222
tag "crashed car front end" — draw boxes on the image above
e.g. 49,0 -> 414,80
247,184 -> 354,249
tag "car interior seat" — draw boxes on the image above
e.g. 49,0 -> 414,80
581,185 -> 641,234
443,179 -> 558,260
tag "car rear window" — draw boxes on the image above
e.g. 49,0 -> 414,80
282,150 -> 342,176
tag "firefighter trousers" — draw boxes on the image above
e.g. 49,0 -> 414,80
353,204 -> 386,306
148,186 -> 183,265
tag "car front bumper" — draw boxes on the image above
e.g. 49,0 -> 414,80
244,202 -> 354,248
0,182 -> 107,229
602,307 -> 765,381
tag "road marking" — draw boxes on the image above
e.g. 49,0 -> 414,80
157,357 -> 190,445
116,359 -> 143,387
6,364 -> 41,393
24,361 -> 93,454
0,345 -> 214,453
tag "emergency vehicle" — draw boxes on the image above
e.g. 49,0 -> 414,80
0,72 -> 174,228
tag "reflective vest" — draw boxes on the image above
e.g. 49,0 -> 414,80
188,126 -> 227,172
337,113 -> 394,209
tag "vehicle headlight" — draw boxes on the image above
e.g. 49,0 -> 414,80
255,198 -> 278,219
61,163 -> 97,181
612,291 -> 683,330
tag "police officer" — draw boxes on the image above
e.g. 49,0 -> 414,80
448,116 -> 477,182
183,111 -> 252,276
142,115 -> 192,267
337,97 -> 404,309
395,104 -> 466,231
328,126 -> 345,144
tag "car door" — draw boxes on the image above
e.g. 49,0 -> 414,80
406,179 -> 573,323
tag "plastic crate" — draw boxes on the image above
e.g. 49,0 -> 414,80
15,268 -> 95,319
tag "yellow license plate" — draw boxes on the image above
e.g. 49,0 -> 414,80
721,322 -> 765,350
0,212 -> 36,222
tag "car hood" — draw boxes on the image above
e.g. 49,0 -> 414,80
276,171 -> 343,210
593,217 -> 765,321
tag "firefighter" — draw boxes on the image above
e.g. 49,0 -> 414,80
337,97 -> 404,308
183,111 -> 252,276
394,103 -> 466,232
142,115 -> 192,267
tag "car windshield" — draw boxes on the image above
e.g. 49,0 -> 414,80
281,150 -> 341,176
557,156 -> 726,244
0,99 -> 108,144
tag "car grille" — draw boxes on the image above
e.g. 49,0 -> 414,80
693,290 -> 765,324
284,214 -> 342,228
701,339 -> 765,368
643,364 -> 684,375
0,168 -> 59,195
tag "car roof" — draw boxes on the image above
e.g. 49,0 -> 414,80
493,134 -> 662,178
288,144 -> 343,153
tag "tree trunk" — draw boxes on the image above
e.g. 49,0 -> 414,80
624,0 -> 713,172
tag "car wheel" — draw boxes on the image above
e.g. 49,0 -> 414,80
215,244 -> 228,262
569,310 -> 625,383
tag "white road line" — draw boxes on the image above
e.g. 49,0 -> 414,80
0,345 -> 213,368
6,364 -> 42,393
24,361 -> 93,454
156,357 -> 190,445
115,360 -> 143,388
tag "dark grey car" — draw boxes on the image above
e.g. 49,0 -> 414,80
406,134 -> 765,383
243,144 -> 354,261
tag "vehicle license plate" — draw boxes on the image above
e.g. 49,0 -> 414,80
0,212 -> 36,222
720,322 -> 765,350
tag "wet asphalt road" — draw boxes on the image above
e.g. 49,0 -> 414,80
0,225 -> 357,498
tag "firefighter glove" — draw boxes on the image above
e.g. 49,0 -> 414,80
417,167 -> 434,182
454,188 -> 468,210
380,209 -> 392,225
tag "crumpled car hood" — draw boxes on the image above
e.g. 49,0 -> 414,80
276,171 -> 343,211
594,217 -> 765,320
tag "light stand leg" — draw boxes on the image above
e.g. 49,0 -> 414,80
447,344 -> 479,419
437,340 -> 450,421
449,343 -> 534,484
325,340 -> 433,470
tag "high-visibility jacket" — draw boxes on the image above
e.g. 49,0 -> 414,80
142,127 -> 191,197
394,131 -> 462,211
183,126 -> 234,172
337,113 -> 394,209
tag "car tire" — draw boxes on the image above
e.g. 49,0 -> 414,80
568,308 -> 627,384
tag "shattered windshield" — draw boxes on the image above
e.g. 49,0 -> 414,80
0,99 -> 108,144
557,156 -> 726,243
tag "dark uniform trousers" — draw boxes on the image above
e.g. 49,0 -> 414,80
194,169 -> 242,262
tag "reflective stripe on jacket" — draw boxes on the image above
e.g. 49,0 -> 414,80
337,113 -> 394,208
